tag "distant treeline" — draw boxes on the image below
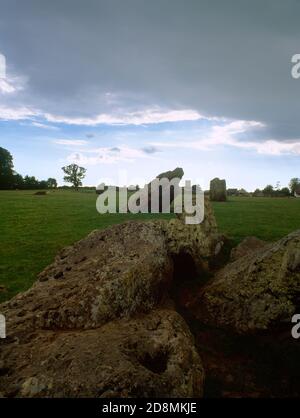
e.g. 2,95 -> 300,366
10,175 -> 57,190
0,146 -> 57,190
2,146 -> 300,195
253,185 -> 291,197
58,185 -> 95,189
227,180 -> 299,197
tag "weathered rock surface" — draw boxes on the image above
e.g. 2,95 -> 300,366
156,167 -> 184,181
1,196 -> 222,397
34,191 -> 48,196
230,236 -> 268,261
8,180 -> 300,398
191,230 -> 300,334
1,221 -> 173,333
0,309 -> 204,398
166,197 -> 228,273
147,167 -> 184,212
209,178 -> 227,202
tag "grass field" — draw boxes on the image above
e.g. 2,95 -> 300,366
1,190 -> 300,302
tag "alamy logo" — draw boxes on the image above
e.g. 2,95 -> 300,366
0,53 -> 6,79
291,314 -> 300,339
291,54 -> 300,79
0,314 -> 6,339
96,178 -> 204,225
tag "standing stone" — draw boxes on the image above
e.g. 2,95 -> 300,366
156,167 -> 184,181
209,178 -> 227,202
147,167 -> 184,212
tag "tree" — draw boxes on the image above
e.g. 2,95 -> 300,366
0,146 -> 14,189
62,164 -> 86,190
253,188 -> 262,197
47,178 -> 57,188
38,180 -> 48,189
263,184 -> 274,197
289,178 -> 300,196
23,175 -> 39,189
13,173 -> 24,189
280,187 -> 291,197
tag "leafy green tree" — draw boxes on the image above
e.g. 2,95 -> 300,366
253,188 -> 262,197
289,178 -> 300,195
38,180 -> 48,189
263,185 -> 274,197
47,178 -> 57,188
62,164 -> 86,190
23,175 -> 39,189
0,147 -> 14,189
280,187 -> 291,197
13,173 -> 24,189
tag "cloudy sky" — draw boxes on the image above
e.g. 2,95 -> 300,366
1,0 -> 300,189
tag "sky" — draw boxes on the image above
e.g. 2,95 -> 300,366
1,0 -> 300,190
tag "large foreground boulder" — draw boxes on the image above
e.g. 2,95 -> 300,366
1,221 -> 173,333
0,309 -> 204,398
0,200 -> 222,397
3,188 -> 300,397
191,230 -> 300,333
0,191 -> 229,398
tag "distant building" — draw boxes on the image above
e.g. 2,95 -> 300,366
238,188 -> 250,197
294,186 -> 300,197
253,189 -> 264,197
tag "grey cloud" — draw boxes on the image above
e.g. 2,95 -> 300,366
1,0 -> 300,139
142,146 -> 160,154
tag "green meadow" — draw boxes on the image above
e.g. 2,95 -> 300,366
1,189 -> 300,302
